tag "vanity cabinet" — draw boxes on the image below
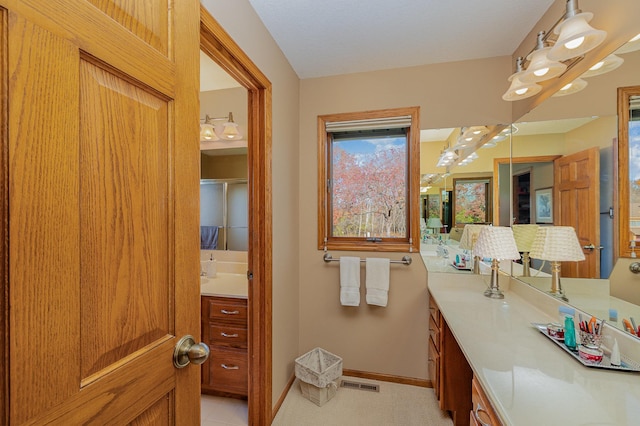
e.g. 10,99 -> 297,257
428,290 -> 473,426
201,295 -> 248,397
470,376 -> 502,426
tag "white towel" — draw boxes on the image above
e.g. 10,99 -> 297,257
340,257 -> 361,306
366,258 -> 390,307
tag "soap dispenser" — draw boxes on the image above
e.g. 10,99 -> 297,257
207,253 -> 217,278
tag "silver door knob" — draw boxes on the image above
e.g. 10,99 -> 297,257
173,335 -> 210,368
582,244 -> 603,251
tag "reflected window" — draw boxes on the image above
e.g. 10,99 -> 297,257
453,177 -> 492,226
618,86 -> 640,257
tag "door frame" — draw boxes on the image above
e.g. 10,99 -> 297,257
200,7 -> 273,425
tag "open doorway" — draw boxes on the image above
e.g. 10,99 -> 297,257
200,6 -> 273,425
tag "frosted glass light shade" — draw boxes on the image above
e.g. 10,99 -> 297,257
529,226 -> 585,261
472,227 -> 520,260
552,78 -> 587,97
548,12 -> 606,62
459,224 -> 489,250
615,33 -> 640,55
502,73 -> 542,101
519,48 -> 567,83
200,123 -> 218,141
512,224 -> 540,252
581,54 -> 624,78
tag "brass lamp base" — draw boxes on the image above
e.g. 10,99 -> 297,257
522,252 -> 531,277
548,260 -> 569,302
484,259 -> 504,299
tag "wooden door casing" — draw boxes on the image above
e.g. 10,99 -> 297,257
554,147 -> 600,278
5,0 -> 201,424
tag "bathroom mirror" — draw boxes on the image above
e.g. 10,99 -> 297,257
509,33 -> 640,335
199,51 -> 249,251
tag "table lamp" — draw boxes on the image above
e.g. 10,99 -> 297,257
426,217 -> 443,235
512,224 -> 539,277
459,224 -> 488,274
472,227 -> 520,299
528,226 -> 585,302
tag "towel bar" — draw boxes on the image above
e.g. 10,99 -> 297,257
323,253 -> 412,265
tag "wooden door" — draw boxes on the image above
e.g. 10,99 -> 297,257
3,0 -> 201,424
554,147 -> 600,278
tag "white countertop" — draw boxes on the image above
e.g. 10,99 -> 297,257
200,273 -> 248,298
428,273 -> 640,426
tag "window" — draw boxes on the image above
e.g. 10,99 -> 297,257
318,107 -> 420,252
452,177 -> 492,226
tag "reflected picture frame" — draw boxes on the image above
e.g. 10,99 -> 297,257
535,187 -> 553,224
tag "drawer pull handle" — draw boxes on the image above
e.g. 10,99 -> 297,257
221,309 -> 240,315
221,332 -> 239,338
474,403 -> 491,426
221,364 -> 240,370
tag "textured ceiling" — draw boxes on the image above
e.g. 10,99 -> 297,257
247,0 -> 556,79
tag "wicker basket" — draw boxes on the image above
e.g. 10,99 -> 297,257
299,380 -> 338,406
294,347 -> 343,388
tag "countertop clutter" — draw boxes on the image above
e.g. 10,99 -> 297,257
427,272 -> 640,426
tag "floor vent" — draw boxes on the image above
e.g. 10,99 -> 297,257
340,380 -> 380,392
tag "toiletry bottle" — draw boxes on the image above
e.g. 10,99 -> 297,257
610,339 -> 621,366
564,315 -> 576,350
208,253 -> 217,278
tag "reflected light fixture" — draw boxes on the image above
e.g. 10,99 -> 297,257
547,0 -> 606,62
200,112 -> 242,142
427,217 -> 443,235
519,31 -> 567,83
502,57 -> 542,102
436,149 -> 458,168
217,112 -> 241,140
552,78 -> 587,97
199,115 -> 219,141
615,33 -> 640,55
529,226 -> 585,302
581,54 -> 624,78
472,227 -> 520,299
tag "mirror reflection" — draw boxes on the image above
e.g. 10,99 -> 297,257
420,35 -> 640,338
199,51 -> 248,253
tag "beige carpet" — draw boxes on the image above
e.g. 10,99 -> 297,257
272,376 -> 454,426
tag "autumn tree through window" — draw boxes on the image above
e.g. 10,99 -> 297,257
318,107 -> 420,252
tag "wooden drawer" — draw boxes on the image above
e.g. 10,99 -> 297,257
207,298 -> 248,323
428,314 -> 441,352
428,338 -> 440,400
428,293 -> 440,323
209,324 -> 248,349
471,376 -> 502,426
205,348 -> 248,396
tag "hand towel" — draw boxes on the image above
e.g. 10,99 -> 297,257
340,256 -> 361,306
366,258 -> 390,307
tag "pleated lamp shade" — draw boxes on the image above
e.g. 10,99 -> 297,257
426,217 -> 443,229
459,224 -> 488,250
529,226 -> 585,261
512,224 -> 540,252
472,227 -> 520,261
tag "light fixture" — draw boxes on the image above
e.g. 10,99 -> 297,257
502,57 -> 542,102
472,227 -> 520,299
199,115 -> 219,141
512,224 -> 539,277
217,112 -> 242,140
459,152 -> 479,165
615,33 -> 640,55
519,31 -> 567,83
427,217 -> 443,235
436,149 -> 458,168
200,112 -> 242,142
580,54 -> 624,78
529,226 -> 585,302
459,224 -> 489,274
547,0 -> 606,62
552,78 -> 587,97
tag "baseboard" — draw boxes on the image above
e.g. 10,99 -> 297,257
342,369 -> 432,388
271,373 -> 296,422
